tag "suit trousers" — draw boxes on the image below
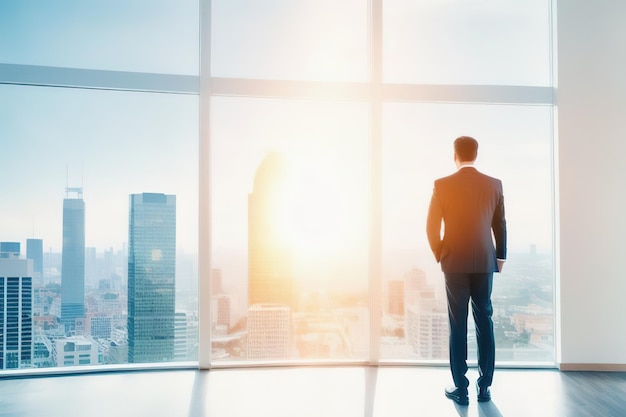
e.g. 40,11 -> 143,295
444,272 -> 495,390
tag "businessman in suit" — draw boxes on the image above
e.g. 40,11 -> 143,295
426,136 -> 507,405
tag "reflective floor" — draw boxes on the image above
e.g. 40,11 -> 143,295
1,366 -> 625,417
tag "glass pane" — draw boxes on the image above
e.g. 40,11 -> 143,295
383,0 -> 552,86
211,0 -> 368,81
0,84 -> 198,370
381,102 -> 555,363
0,1 -> 199,75
210,96 -> 370,362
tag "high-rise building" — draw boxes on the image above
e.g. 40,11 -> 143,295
26,238 -> 43,286
388,279 -> 405,316
127,193 -> 176,363
212,294 -> 231,332
61,187 -> 86,332
0,257 -> 33,369
247,153 -> 295,360
248,152 -> 294,309
247,303 -> 291,360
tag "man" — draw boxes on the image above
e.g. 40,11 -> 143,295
426,136 -> 507,405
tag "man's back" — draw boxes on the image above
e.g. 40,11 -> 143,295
426,166 -> 506,273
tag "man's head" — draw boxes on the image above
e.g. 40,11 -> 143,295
454,136 -> 478,164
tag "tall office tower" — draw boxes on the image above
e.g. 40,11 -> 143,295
26,239 -> 43,286
0,257 -> 33,369
127,193 -> 176,363
247,304 -> 291,360
61,187 -> 86,333
248,152 -> 294,309
388,279 -> 405,316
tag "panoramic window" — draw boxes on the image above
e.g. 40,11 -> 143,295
210,97 -> 370,362
381,103 -> 555,363
0,84 -> 198,369
1,0 -> 555,372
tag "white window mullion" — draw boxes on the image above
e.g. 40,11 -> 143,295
198,0 -> 212,370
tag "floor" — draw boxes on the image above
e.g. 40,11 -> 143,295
1,366 -> 625,417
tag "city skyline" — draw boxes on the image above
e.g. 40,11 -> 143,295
1,1 -> 558,371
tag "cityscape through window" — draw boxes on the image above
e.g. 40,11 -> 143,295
0,0 -> 555,371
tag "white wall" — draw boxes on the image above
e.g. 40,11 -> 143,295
558,1 -> 626,365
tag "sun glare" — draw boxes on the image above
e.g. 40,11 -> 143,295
275,154 -> 353,260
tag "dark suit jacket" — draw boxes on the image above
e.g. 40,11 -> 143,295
426,166 -> 507,273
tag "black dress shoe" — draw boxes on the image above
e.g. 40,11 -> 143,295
445,386 -> 469,405
477,384 -> 491,402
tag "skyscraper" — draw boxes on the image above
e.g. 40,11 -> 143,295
247,153 -> 295,360
61,187 -> 85,332
248,152 -> 294,309
26,238 -> 43,286
0,257 -> 33,369
127,193 -> 176,363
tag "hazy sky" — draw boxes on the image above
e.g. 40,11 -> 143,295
0,1 -> 199,75
0,84 -> 199,254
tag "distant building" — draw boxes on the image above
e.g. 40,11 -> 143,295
212,294 -> 231,330
54,336 -> 100,367
26,238 -> 44,286
211,268 -> 223,295
248,153 -> 295,310
33,335 -> 53,368
0,242 -> 20,258
61,187 -> 86,332
127,192 -> 176,363
388,279 -> 404,315
404,268 -> 427,308
0,257 -> 33,369
174,311 -> 188,361
85,246 -> 97,289
90,315 -> 112,339
406,298 -> 448,360
247,303 -> 291,360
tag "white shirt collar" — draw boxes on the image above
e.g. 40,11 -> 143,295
457,163 -> 475,171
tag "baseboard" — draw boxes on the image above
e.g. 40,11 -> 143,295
559,363 -> 626,372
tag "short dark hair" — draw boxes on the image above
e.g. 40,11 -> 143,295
454,136 -> 478,162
